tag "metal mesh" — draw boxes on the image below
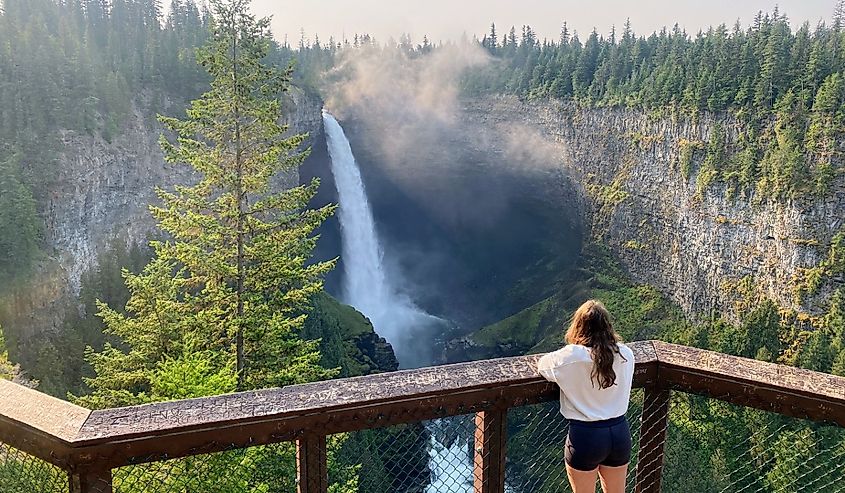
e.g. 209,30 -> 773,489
5,388 -> 845,492
331,417 -> 470,492
660,392 -> 845,493
0,442 -> 68,493
112,443 -> 297,493
505,389 -> 644,493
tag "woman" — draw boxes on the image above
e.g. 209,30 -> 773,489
537,300 -> 635,493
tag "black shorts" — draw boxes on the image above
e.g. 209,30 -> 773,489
565,415 -> 632,471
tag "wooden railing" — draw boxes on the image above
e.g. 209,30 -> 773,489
1,340 -> 844,493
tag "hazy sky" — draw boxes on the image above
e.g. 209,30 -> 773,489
252,0 -> 835,46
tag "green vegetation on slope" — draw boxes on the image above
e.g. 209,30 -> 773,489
0,154 -> 40,281
794,232 -> 845,300
303,292 -> 399,377
460,244 -> 688,358
466,236 -> 845,376
7,241 -> 152,397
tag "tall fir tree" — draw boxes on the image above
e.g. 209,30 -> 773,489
77,0 -> 336,409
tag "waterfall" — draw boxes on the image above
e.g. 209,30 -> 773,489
323,110 -> 474,493
322,110 -> 444,368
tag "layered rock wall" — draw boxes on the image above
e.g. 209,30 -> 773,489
2,89 -> 324,337
466,96 -> 845,318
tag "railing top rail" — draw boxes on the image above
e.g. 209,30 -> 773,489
77,341 -> 657,445
656,341 -> 845,402
0,379 -> 90,443
2,339 -> 845,470
655,341 -> 845,426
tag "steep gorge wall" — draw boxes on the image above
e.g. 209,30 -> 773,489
1,89 -> 324,337
465,96 -> 845,319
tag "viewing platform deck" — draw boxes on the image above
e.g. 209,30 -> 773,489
1,341 -> 844,493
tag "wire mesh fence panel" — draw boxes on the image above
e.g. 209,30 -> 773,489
331,415 -> 479,493
0,442 -> 68,493
504,389 -> 644,493
112,443 -> 297,493
660,391 -> 845,493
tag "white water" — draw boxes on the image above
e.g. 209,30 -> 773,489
426,419 -> 474,492
322,110 -> 472,492
322,110 -> 445,368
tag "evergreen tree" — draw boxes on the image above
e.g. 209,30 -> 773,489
759,89 -> 810,198
560,22 -> 570,45
485,22 -> 498,54
77,0 -> 335,408
0,154 -> 40,281
807,72 -> 844,194
0,325 -> 19,381
573,29 -> 600,98
506,26 -> 518,55
835,0 -> 845,31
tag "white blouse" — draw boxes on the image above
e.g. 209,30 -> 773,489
537,343 -> 635,421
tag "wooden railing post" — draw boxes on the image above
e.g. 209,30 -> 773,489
635,385 -> 670,493
473,409 -> 507,493
296,433 -> 327,493
69,468 -> 113,493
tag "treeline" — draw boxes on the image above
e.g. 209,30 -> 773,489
467,10 -> 844,111
267,8 -> 845,200
463,9 -> 845,199
0,0 -> 210,140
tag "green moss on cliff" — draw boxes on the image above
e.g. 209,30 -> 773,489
677,139 -> 705,180
793,232 -> 845,302
471,294 -> 568,354
456,244 -> 688,359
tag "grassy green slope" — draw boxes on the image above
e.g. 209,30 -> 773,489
453,245 -> 689,359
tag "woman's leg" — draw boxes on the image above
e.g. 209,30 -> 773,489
597,463 -> 628,493
566,464 -> 598,493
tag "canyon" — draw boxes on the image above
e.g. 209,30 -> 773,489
3,91 -> 842,363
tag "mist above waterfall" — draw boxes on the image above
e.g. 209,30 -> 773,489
322,41 -> 567,174
321,42 -> 573,232
324,41 -> 488,141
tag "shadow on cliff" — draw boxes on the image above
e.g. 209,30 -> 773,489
301,116 -> 585,339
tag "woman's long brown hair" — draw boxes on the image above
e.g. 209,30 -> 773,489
565,300 -> 624,389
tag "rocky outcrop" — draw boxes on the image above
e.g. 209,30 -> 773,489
302,292 -> 400,376
465,96 -> 845,318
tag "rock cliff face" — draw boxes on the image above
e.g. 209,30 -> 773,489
1,88 -> 324,338
465,96 -> 845,318
8,87 -> 841,349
